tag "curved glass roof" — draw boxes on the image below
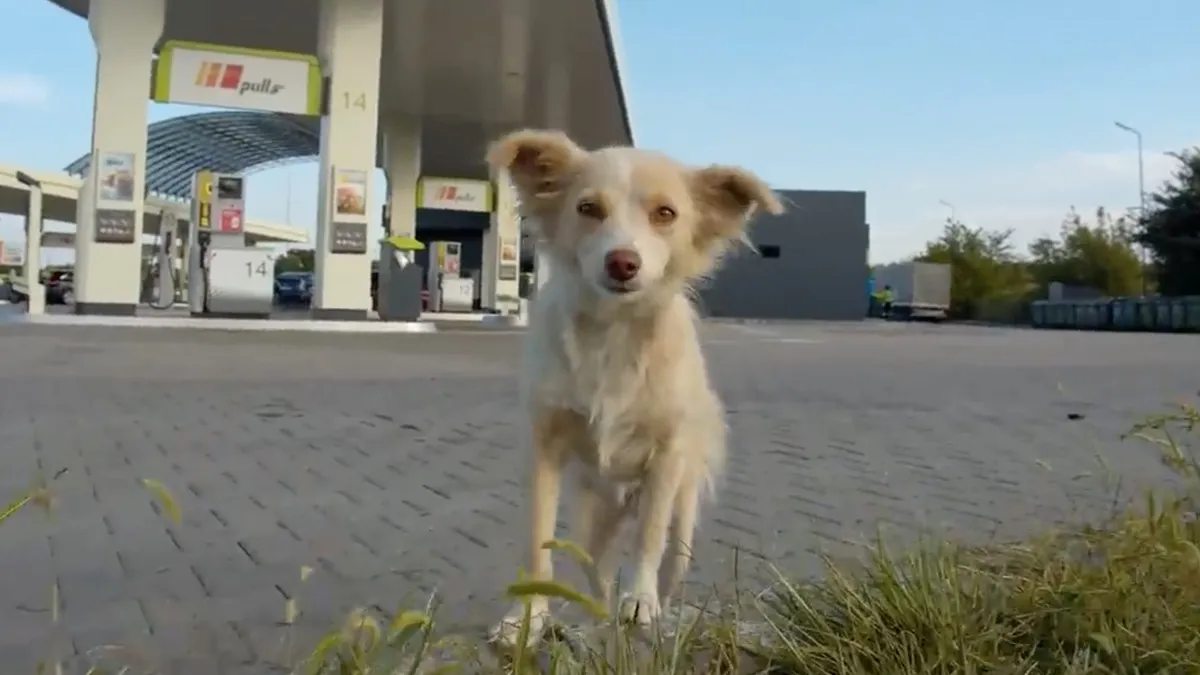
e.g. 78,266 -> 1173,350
63,111 -> 321,200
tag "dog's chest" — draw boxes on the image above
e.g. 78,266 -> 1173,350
572,421 -> 658,481
530,323 -> 670,479
559,323 -> 649,413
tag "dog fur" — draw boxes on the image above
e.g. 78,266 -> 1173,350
485,129 -> 783,645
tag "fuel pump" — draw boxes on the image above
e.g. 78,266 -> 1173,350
425,241 -> 474,312
143,209 -> 180,309
185,170 -> 274,318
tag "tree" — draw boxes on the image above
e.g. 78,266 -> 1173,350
1138,148 -> 1200,296
1027,207 -> 1143,297
916,220 -> 1029,318
274,248 -> 315,274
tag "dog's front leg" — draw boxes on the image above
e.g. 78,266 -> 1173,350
658,476 -> 701,605
621,449 -> 686,626
490,408 -> 569,648
575,477 -> 625,610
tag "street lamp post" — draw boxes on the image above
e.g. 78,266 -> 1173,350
1114,121 -> 1148,293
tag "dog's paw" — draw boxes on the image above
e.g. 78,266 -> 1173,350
619,591 -> 661,626
488,603 -> 551,649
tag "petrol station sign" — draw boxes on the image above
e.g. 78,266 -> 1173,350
152,40 -> 322,116
417,177 -> 493,213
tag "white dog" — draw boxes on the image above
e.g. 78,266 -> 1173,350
485,129 -> 783,645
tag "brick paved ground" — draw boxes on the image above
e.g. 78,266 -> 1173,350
0,320 -> 1195,673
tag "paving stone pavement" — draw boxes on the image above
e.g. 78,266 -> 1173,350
0,320 -> 1196,673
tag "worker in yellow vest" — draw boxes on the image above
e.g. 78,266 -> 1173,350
873,284 -> 895,319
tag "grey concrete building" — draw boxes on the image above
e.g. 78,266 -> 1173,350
697,189 -> 869,321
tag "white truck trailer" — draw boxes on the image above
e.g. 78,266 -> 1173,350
872,261 -> 952,321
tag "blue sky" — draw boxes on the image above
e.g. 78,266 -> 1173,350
2,0 -> 1197,265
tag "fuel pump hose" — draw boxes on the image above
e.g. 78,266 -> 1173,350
143,234 -> 181,311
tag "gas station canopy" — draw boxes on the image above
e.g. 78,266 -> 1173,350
37,0 -> 632,319
63,111 -> 320,200
46,0 -> 634,180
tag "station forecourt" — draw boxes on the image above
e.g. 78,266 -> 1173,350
6,0 -> 632,319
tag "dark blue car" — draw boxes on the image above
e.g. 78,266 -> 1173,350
274,271 -> 312,306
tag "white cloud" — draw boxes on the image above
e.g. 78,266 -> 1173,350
0,73 -> 51,106
941,148 -> 1182,205
1023,148 -> 1181,196
868,144 -> 1198,263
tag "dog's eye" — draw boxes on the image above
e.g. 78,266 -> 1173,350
650,206 -> 677,225
576,200 -> 604,219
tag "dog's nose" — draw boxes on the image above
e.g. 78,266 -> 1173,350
604,249 -> 642,282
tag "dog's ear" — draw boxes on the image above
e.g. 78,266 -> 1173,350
486,129 -> 587,217
690,165 -> 784,247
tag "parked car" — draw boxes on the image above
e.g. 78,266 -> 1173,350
4,268 -> 73,305
274,271 -> 312,306
45,270 -> 74,305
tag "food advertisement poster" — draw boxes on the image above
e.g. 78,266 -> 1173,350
334,168 -> 367,217
97,151 -> 136,203
500,241 -> 518,264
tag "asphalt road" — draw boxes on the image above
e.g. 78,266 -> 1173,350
0,320 -> 1194,673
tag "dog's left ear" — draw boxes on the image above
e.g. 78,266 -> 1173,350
690,165 -> 784,246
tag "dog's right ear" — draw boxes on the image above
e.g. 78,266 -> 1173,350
486,129 -> 587,216
690,165 -> 784,251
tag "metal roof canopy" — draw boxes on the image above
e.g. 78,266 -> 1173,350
64,111 -> 320,200
48,0 -> 634,180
